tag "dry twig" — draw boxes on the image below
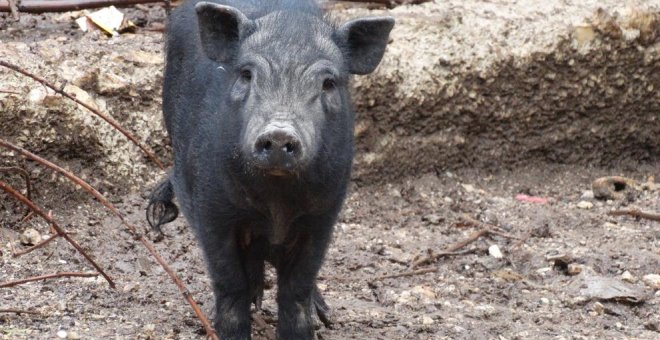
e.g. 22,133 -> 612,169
0,308 -> 40,315
0,180 -> 116,288
0,165 -> 33,219
0,0 -> 165,13
0,272 -> 99,288
412,215 -> 520,268
608,209 -> 660,222
0,61 -> 165,170
0,139 -> 217,340
373,267 -> 438,281
12,232 -> 60,257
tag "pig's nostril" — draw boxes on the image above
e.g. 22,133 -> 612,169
263,140 -> 272,151
284,142 -> 295,153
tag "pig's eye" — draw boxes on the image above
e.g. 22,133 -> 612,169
240,69 -> 252,81
322,78 -> 336,91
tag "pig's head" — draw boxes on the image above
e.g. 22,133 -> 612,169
195,2 -> 394,177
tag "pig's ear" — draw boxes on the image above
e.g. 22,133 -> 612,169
196,2 -> 253,63
337,17 -> 395,75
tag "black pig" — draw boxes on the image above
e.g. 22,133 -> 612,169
148,0 -> 393,338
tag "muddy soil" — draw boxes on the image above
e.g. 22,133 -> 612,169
2,164 -> 659,339
1,2 -> 659,340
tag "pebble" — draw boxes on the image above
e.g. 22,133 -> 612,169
67,331 -> 81,339
422,316 -> 434,325
621,271 -> 636,283
581,190 -> 595,200
19,228 -> 42,246
540,297 -> 550,305
567,263 -> 583,275
412,285 -> 436,299
423,213 -> 443,225
577,201 -> 594,209
28,87 -> 48,104
603,222 -> 617,228
461,184 -> 475,193
642,274 -> 660,289
592,302 -> 604,315
57,330 -> 67,339
488,245 -> 503,259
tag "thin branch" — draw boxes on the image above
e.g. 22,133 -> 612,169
0,0 -> 166,13
608,209 -> 660,222
0,309 -> 40,315
0,89 -> 22,94
0,180 -> 115,288
0,61 -> 165,170
412,215 -> 520,268
12,233 -> 60,257
0,166 -> 32,219
0,272 -> 98,288
373,267 -> 438,281
0,139 -> 217,340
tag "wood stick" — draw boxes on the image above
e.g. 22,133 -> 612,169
0,272 -> 98,288
12,233 -> 60,257
373,267 -> 438,281
0,0 -> 165,13
608,209 -> 660,222
0,308 -> 40,314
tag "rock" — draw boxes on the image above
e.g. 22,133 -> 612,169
28,87 -> 48,104
461,184 -> 476,193
577,201 -> 594,209
642,274 -> 660,289
581,190 -> 595,200
621,271 -> 636,283
592,176 -> 638,200
411,285 -> 436,300
422,213 -> 443,225
67,331 -> 81,339
603,222 -> 617,228
421,316 -> 434,325
64,84 -> 99,111
57,330 -> 67,339
19,228 -> 42,246
118,50 -> 163,65
540,297 -> 550,305
592,301 -> 604,315
96,72 -> 129,95
567,263 -> 583,275
488,245 -> 504,259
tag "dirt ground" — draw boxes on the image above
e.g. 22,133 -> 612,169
1,2 -> 659,340
2,164 -> 659,339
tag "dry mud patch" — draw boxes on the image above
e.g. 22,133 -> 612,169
2,164 -> 659,339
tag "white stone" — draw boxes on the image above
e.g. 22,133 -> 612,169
422,316 -> 434,325
642,274 -> 660,289
488,244 -> 503,259
621,271 -> 636,283
581,190 -> 594,199
577,201 -> 594,209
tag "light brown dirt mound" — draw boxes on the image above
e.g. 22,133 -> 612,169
347,0 -> 660,182
0,1 -> 658,188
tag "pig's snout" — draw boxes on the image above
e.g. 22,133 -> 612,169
253,127 -> 303,175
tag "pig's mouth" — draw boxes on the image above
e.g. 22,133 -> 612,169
268,169 -> 291,177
